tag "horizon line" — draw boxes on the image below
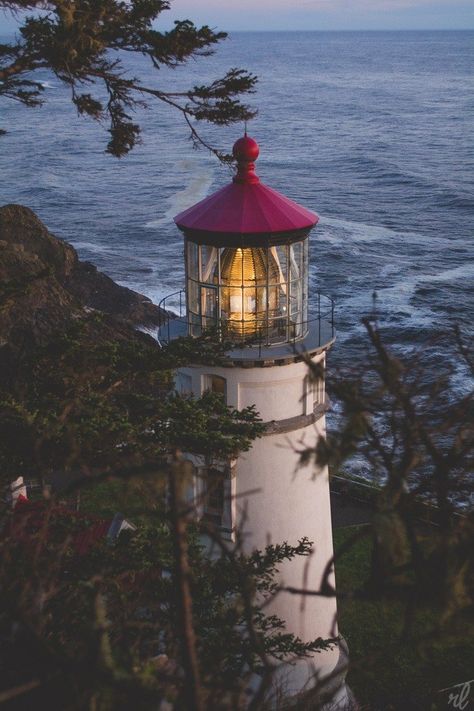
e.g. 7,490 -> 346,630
0,27 -> 473,36
226,27 -> 473,32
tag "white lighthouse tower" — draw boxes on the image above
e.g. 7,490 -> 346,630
160,136 -> 349,707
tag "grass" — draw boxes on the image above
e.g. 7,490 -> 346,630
333,526 -> 474,710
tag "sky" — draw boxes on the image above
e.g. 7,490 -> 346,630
164,0 -> 474,31
0,0 -> 473,33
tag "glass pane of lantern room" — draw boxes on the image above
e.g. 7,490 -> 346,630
241,287 -> 257,335
289,242 -> 303,281
269,245 -> 288,285
303,239 -> 309,325
200,245 -> 218,283
254,286 -> 268,334
289,280 -> 302,314
201,286 -> 217,327
289,279 -> 303,339
187,278 -> 199,320
189,312 -> 202,338
187,241 -> 199,280
241,287 -> 256,315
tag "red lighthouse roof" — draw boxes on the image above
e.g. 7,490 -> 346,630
174,136 -> 318,235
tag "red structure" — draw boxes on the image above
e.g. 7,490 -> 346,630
175,135 -> 318,237
6,496 -> 135,556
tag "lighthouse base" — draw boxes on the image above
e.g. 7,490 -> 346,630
268,637 -> 354,710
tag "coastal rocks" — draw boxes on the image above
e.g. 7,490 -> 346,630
0,204 -> 165,387
65,260 -> 164,328
0,204 -> 77,280
0,205 -> 169,487
0,204 -> 165,328
0,210 -> 78,353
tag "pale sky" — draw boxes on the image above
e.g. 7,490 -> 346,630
164,0 -> 474,31
1,0 -> 473,33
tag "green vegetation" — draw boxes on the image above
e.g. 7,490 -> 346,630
1,474 -> 331,710
334,525 -> 474,710
1,204 -> 472,708
0,226 -> 323,708
0,0 -> 257,157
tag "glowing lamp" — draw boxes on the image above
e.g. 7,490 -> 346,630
220,247 -> 281,337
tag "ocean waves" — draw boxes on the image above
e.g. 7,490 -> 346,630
0,30 -> 471,402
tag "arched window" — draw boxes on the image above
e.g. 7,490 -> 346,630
203,374 -> 226,401
202,468 -> 225,528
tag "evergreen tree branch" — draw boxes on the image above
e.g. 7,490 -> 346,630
0,1 -> 257,157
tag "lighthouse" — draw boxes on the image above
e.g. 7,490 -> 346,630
160,136 -> 349,706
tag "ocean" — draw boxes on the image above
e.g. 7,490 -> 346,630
1,30 -> 473,406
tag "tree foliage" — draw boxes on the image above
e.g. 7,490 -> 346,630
0,312 -> 261,483
0,297 -> 333,708
2,285 -> 472,707
0,0 -> 257,156
301,312 -> 473,639
0,492 -> 329,710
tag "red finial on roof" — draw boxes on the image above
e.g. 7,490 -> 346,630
174,134 -> 318,235
233,135 -> 260,185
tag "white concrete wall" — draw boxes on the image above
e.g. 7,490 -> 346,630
177,352 -> 325,419
237,418 -> 336,636
176,352 -> 341,696
236,417 -> 340,694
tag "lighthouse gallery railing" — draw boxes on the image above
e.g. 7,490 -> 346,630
158,289 -> 335,350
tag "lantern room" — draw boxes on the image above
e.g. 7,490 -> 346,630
173,135 -> 320,346
184,235 -> 309,343
159,135 -> 334,355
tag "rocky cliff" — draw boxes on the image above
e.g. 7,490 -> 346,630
0,204 -> 165,335
0,204 -> 166,388
0,204 -> 172,480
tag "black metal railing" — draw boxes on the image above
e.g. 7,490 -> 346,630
158,289 -> 186,322
158,288 -> 335,349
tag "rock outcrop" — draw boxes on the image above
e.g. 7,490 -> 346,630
0,203 -> 177,495
65,260 -> 163,328
0,204 -> 165,330
0,204 -> 166,388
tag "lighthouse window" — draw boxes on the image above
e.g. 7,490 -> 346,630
203,374 -> 226,400
289,242 -> 303,280
303,240 -> 309,325
243,286 -> 266,314
314,376 -> 325,406
202,467 -> 225,527
188,279 -> 199,310
270,245 -> 288,285
289,279 -> 303,338
229,290 -> 243,315
289,281 -> 303,317
201,286 -> 218,320
184,235 -> 309,345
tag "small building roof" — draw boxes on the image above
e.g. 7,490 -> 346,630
7,497 -> 136,557
174,135 -> 318,236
